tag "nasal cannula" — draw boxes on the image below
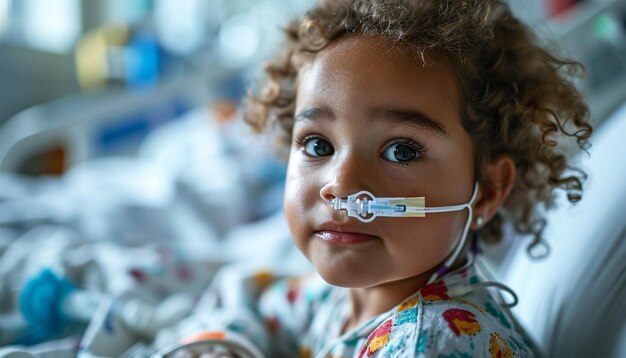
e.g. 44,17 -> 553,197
326,184 -> 478,223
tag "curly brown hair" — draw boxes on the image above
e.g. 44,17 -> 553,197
244,0 -> 592,253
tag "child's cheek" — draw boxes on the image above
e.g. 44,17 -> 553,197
284,157 -> 312,228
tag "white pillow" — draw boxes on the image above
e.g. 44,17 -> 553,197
503,102 -> 626,357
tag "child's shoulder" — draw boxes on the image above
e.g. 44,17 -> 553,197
415,295 -> 532,357
375,266 -> 535,357
354,290 -> 533,358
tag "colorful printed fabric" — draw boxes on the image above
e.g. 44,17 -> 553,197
172,260 -> 535,357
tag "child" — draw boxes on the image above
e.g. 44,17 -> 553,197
156,0 -> 592,356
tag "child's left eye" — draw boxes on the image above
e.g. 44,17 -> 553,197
382,142 -> 422,164
303,136 -> 334,157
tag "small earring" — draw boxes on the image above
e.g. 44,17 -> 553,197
475,216 -> 484,227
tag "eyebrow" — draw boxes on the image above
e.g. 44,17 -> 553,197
294,106 -> 448,137
374,107 -> 448,137
294,107 -> 334,123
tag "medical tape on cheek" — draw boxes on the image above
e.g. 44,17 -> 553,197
368,197 -> 426,217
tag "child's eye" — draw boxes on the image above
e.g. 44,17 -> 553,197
303,136 -> 334,157
382,141 -> 422,164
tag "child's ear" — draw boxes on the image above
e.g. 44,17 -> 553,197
471,155 -> 516,230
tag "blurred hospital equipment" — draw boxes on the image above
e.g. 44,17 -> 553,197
0,79 -> 196,175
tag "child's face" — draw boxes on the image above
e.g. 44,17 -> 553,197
284,35 -> 476,288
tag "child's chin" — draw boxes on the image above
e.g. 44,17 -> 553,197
314,264 -> 377,288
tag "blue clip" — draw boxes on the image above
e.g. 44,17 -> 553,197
19,269 -> 76,339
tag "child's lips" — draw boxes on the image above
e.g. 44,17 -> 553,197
314,222 -> 380,245
315,231 -> 379,245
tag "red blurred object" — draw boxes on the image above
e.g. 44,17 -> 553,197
547,0 -> 586,18
128,268 -> 147,283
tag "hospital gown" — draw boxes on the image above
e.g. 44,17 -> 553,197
157,258 -> 535,357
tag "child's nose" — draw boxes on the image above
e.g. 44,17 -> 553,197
319,153 -> 371,202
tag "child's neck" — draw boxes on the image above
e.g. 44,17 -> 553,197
342,269 -> 433,334
341,252 -> 470,334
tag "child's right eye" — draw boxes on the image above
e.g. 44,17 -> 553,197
303,136 -> 334,157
